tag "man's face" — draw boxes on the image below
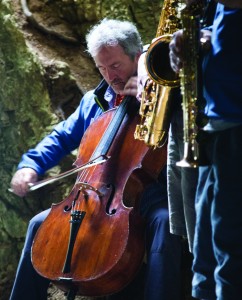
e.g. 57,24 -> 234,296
94,45 -> 139,94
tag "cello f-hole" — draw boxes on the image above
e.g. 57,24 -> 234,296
64,189 -> 81,212
103,183 -> 116,215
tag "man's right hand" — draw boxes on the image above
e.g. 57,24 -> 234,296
169,29 -> 212,73
10,168 -> 38,197
136,52 -> 149,102
169,29 -> 184,74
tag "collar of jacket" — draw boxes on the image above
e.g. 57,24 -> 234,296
94,79 -> 110,112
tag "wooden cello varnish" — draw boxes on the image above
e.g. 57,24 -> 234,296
31,96 -> 167,297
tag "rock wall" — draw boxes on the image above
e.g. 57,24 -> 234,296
0,0 -> 163,299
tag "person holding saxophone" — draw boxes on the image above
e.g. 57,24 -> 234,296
137,0 -> 217,255
170,0 -> 242,299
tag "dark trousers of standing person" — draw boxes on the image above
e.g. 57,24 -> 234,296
192,125 -> 242,300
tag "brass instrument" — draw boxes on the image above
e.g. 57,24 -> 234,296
134,0 -> 182,148
176,2 -> 205,168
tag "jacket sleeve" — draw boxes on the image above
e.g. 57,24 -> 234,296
17,91 -> 103,175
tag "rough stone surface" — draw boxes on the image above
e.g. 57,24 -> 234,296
0,0 -> 163,299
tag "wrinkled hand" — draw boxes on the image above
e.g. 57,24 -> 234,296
169,29 -> 184,74
121,76 -> 138,97
200,29 -> 213,52
169,29 -> 212,73
10,168 -> 38,197
136,52 -> 149,102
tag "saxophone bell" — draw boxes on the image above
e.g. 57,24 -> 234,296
176,141 -> 199,168
146,34 -> 180,87
134,0 -> 182,148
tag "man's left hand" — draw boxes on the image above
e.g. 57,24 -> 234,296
121,76 -> 138,97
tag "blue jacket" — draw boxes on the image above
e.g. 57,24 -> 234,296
18,79 -> 168,214
18,80 -> 112,175
203,4 -> 242,122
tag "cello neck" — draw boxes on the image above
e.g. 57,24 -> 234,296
92,96 -> 135,158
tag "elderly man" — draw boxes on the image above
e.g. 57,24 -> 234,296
10,19 -> 183,300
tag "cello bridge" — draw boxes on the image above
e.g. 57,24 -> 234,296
77,182 -> 103,198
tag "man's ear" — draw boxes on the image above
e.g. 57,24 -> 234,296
135,51 -> 142,63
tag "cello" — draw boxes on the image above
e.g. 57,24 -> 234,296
31,95 -> 167,298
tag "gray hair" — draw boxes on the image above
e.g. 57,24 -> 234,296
86,19 -> 143,60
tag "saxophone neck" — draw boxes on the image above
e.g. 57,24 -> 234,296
156,0 -> 182,37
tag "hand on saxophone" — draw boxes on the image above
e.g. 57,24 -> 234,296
10,168 -> 38,197
136,52 -> 149,102
121,75 -> 138,97
121,52 -> 149,101
169,29 -> 212,73
169,30 -> 184,74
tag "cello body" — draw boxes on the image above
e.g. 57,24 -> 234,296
31,97 -> 167,296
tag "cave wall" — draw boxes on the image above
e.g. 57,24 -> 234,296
0,0 -> 163,299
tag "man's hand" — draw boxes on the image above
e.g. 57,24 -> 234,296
121,76 -> 138,97
169,29 -> 184,74
10,168 -> 38,197
169,29 -> 212,73
136,52 -> 149,102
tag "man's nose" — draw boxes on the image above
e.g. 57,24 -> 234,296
106,68 -> 116,81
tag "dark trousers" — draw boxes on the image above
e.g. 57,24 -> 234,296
192,125 -> 242,300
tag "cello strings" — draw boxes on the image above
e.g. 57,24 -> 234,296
71,99 -> 129,211
72,161 -> 100,211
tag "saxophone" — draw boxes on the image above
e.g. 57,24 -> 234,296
176,1 -> 206,167
134,0 -> 182,148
